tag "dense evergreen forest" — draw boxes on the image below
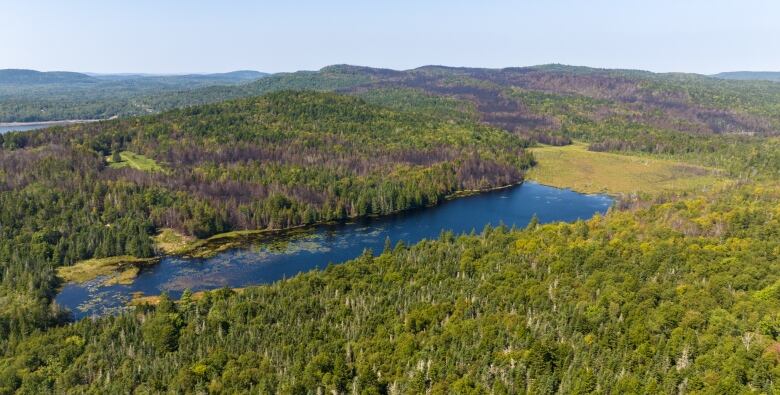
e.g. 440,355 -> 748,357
3,64 -> 780,393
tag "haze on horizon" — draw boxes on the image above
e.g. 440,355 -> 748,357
2,0 -> 779,75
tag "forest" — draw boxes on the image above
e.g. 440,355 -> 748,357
7,64 -> 780,181
3,183 -> 780,393
2,64 -> 780,393
0,90 -> 533,344
5,64 -> 780,136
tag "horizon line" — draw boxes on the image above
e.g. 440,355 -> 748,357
2,63 -> 779,76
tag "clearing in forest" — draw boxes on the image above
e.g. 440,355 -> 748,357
106,151 -> 164,172
527,143 -> 728,195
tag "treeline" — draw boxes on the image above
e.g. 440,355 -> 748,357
3,184 -> 780,393
585,130 -> 780,179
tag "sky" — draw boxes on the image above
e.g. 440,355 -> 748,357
2,0 -> 779,74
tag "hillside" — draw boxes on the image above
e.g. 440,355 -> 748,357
122,65 -> 780,142
713,71 -> 780,82
192,65 -> 780,178
0,69 -> 97,85
5,64 -> 780,137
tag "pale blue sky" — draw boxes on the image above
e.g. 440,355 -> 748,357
2,0 -> 778,74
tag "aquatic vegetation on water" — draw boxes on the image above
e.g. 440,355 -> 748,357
56,182 -> 613,319
102,267 -> 140,286
57,256 -> 158,284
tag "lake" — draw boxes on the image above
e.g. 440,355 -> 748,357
0,124 -> 51,134
56,181 -> 613,319
0,120 -> 99,134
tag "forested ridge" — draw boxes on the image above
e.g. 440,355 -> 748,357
5,64 -> 780,182
9,63 -> 779,178
4,65 -> 780,393
99,64 -> 780,179
713,71 -> 780,82
5,63 -> 780,137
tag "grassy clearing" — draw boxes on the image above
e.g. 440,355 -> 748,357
57,256 -> 158,285
153,228 -> 199,255
527,143 -> 730,195
106,151 -> 164,172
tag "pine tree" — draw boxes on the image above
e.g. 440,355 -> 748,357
526,214 -> 539,230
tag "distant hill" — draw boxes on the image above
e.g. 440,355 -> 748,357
3,64 -> 780,140
0,69 -> 270,122
0,69 -> 97,84
0,69 -> 267,86
206,70 -> 268,80
90,70 -> 268,83
713,71 -> 780,82
144,63 -> 779,138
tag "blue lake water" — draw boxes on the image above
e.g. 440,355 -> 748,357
0,124 -> 51,134
0,120 -> 97,134
56,181 -> 613,319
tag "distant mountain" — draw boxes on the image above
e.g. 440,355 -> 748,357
89,70 -> 268,83
0,69 -> 97,84
713,71 -> 780,82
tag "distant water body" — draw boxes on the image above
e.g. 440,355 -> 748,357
56,181 -> 613,319
0,120 -> 100,134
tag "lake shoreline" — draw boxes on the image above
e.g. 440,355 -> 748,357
175,180 -> 529,257
54,180 -> 529,287
0,119 -> 104,128
56,181 -> 613,319
57,179 -> 612,287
